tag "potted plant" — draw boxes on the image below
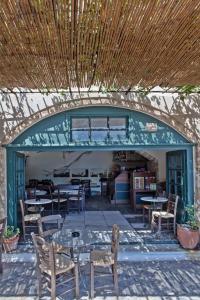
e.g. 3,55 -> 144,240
177,205 -> 199,250
3,226 -> 20,252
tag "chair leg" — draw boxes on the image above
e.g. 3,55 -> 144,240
0,248 -> 2,274
113,263 -> 119,296
142,207 -> 145,223
173,218 -> 176,236
90,263 -> 94,299
74,263 -> 79,299
151,215 -> 155,232
37,267 -> 42,298
158,216 -> 161,238
22,222 -> 26,241
51,274 -> 56,300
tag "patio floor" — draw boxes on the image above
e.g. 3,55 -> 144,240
1,260 -> 200,299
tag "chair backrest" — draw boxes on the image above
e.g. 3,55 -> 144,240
38,215 -> 62,238
167,195 -> 179,215
0,218 -> 6,243
111,224 -> 120,262
26,187 -> 36,199
31,232 -> 55,273
20,199 -> 25,218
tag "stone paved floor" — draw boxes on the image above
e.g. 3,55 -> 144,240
1,260 -> 200,299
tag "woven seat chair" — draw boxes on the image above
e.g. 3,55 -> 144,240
142,191 -> 166,224
31,233 -> 79,300
0,217 -> 6,273
90,224 -> 120,299
37,215 -> 72,258
26,188 -> 44,214
151,195 -> 179,236
68,187 -> 84,213
20,199 -> 41,240
52,188 -> 68,214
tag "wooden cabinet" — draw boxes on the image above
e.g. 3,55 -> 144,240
130,171 -> 157,211
113,171 -> 130,204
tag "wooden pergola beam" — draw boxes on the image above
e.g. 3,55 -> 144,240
0,0 -> 200,90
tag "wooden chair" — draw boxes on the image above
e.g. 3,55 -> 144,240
143,191 -> 166,224
20,199 -> 41,240
31,233 -> 79,300
90,224 -> 120,299
68,187 -> 84,213
37,214 -> 72,258
52,188 -> 68,214
0,217 -> 6,273
151,195 -> 179,236
37,215 -> 62,237
26,188 -> 44,214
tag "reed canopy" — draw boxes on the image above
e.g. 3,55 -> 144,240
0,0 -> 200,91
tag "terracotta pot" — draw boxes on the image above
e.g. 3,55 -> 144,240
3,234 -> 19,252
177,224 -> 199,250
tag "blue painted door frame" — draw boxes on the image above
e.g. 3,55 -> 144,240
5,107 -> 195,226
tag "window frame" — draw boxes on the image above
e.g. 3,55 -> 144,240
70,116 -> 128,143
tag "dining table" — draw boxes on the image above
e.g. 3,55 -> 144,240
140,196 -> 168,225
25,198 -> 53,214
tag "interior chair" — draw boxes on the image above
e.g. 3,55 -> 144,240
31,233 -> 79,300
20,199 -> 41,240
26,187 -> 44,214
90,224 -> 120,299
68,187 -> 84,213
52,188 -> 68,214
0,217 -> 6,273
151,195 -> 179,236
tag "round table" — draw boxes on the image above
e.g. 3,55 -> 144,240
25,198 -> 53,214
53,228 -> 90,249
53,189 -> 79,195
35,190 -> 47,196
140,196 -> 168,204
140,197 -> 168,225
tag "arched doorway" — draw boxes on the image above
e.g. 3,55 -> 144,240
6,106 -> 194,226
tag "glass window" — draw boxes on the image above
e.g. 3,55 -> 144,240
72,118 -> 89,129
71,116 -> 127,142
71,130 -> 90,142
91,118 -> 108,129
109,118 -> 126,129
91,130 -> 108,142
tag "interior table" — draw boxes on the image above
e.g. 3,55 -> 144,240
35,190 -> 47,196
25,198 -> 53,214
53,189 -> 79,195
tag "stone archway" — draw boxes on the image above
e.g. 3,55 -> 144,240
2,95 -> 196,145
0,94 -> 198,219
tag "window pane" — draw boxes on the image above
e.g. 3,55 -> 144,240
109,118 -> 126,129
91,118 -> 108,129
91,130 -> 108,141
110,130 -> 127,141
72,130 -> 89,142
72,118 -> 89,129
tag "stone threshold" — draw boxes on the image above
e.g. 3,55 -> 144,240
2,250 -> 200,264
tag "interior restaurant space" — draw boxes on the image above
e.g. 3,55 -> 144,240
23,149 -> 169,228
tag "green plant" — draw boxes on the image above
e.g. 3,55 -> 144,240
3,226 -> 20,239
185,205 -> 199,230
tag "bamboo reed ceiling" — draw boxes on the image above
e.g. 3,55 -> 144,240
0,0 -> 200,91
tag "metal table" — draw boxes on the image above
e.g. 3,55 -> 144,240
25,198 -> 53,214
140,197 -> 168,224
